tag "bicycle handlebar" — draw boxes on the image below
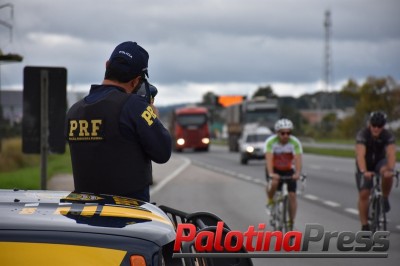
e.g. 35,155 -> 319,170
360,170 -> 399,188
279,174 -> 307,181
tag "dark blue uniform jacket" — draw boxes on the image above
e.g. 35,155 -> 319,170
66,85 -> 171,201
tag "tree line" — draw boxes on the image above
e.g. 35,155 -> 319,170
1,76 -> 398,143
202,76 -> 400,140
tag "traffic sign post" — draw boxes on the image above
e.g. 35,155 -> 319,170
22,66 -> 67,189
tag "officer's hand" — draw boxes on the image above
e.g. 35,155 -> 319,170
150,104 -> 159,117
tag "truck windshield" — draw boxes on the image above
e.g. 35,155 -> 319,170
245,110 -> 279,124
176,114 -> 207,126
247,134 -> 270,142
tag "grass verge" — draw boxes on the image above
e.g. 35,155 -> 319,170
0,138 -> 72,190
0,152 -> 72,190
303,147 -> 355,158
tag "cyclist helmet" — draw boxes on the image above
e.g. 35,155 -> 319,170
369,111 -> 387,127
274,118 -> 293,131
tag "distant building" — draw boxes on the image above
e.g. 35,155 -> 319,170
0,90 -> 86,126
0,90 -> 22,125
299,110 -> 329,125
300,108 -> 355,125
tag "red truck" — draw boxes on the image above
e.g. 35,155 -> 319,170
169,106 -> 210,152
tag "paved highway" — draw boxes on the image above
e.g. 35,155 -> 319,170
152,145 -> 400,266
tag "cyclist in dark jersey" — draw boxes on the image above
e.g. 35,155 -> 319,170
355,111 -> 397,231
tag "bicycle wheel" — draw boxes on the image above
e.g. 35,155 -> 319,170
282,196 -> 290,233
370,197 -> 380,232
275,199 -> 284,231
367,197 -> 375,232
269,205 -> 278,231
377,198 -> 387,231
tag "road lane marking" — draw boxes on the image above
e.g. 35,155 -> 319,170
323,200 -> 341,208
345,208 -> 359,215
224,170 -> 237,176
237,174 -> 253,181
303,194 -> 319,201
150,157 -> 191,195
191,159 -> 365,219
253,179 -> 267,185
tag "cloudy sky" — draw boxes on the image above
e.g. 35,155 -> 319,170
0,0 -> 399,106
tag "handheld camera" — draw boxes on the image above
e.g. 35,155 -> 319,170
135,78 -> 158,104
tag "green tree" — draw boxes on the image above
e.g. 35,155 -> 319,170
338,76 -> 400,138
252,85 -> 277,99
202,91 -> 217,106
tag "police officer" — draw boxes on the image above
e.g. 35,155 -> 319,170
66,41 -> 171,202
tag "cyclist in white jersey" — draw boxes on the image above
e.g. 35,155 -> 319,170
264,118 -> 303,228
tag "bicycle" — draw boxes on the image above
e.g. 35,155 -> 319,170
366,170 -> 399,232
268,174 -> 307,233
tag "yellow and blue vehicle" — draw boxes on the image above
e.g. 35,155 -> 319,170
0,189 -> 253,266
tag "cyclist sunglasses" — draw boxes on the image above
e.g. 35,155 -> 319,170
371,123 -> 384,128
279,131 -> 291,136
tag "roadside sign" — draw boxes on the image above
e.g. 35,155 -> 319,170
22,66 -> 67,154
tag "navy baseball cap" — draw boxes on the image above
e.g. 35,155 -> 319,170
108,41 -> 149,79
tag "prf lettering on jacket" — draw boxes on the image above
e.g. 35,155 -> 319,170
141,106 -> 157,126
68,119 -> 104,141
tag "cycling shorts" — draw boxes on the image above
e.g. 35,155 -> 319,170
267,169 -> 297,193
355,158 -> 387,191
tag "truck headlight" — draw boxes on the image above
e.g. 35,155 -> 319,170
177,138 -> 185,145
201,138 -> 210,144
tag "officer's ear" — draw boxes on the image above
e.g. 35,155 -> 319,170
133,75 -> 142,87
130,76 -> 142,93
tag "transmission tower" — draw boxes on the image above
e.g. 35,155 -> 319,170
0,3 -> 14,43
324,10 -> 334,110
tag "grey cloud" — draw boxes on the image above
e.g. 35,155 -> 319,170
0,0 -> 399,99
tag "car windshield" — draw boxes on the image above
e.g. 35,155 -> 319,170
176,114 -> 207,126
246,134 -> 270,142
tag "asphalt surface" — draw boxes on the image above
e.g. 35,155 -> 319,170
47,147 -> 399,266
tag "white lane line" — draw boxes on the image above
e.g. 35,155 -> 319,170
150,157 -> 191,195
191,160 -> 370,220
345,208 -> 359,215
323,200 -> 341,208
253,179 -> 267,185
308,165 -> 322,170
303,194 -> 319,201
237,174 -> 253,181
224,170 -> 237,176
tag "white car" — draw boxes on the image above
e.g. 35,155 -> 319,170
239,127 -> 272,165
